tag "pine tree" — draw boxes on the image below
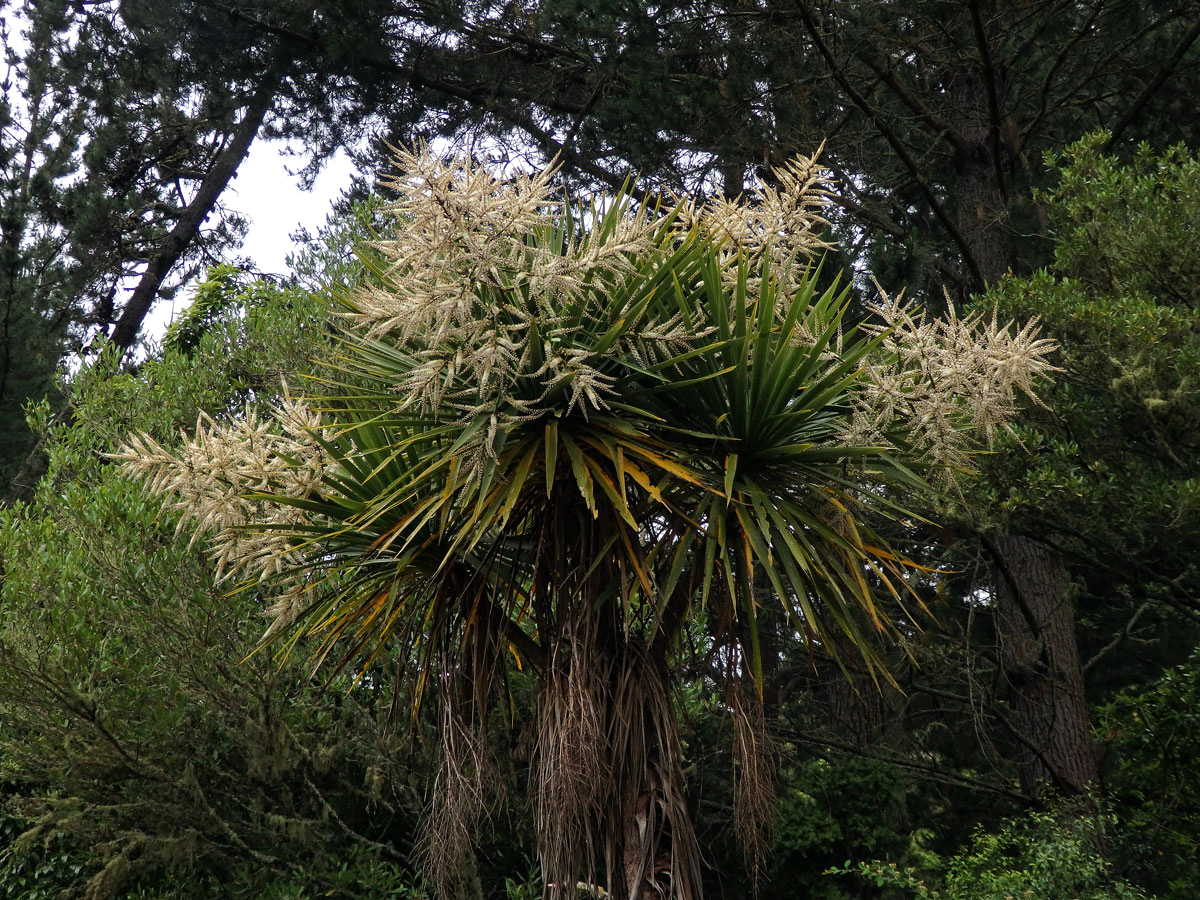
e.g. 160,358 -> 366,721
1,1 -> 288,498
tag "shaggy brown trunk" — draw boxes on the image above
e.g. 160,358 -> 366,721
990,535 -> 1098,798
535,624 -> 701,900
823,662 -> 905,753
609,644 -> 701,900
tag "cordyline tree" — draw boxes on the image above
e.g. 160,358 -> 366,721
116,148 -> 1055,899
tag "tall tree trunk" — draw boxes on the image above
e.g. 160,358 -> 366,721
822,660 -> 905,753
949,5 -> 1011,293
947,3 -> 1098,801
988,534 -> 1098,798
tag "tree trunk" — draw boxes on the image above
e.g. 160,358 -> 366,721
945,5 -> 1097,802
989,534 -> 1098,798
948,4 -> 1011,293
823,661 -> 905,753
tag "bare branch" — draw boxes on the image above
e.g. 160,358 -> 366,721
849,43 -> 972,160
1104,15 -> 1200,149
109,65 -> 283,350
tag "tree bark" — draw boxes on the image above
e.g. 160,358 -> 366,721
949,3 -> 1011,292
823,662 -> 905,753
943,4 -> 1098,802
989,534 -> 1098,798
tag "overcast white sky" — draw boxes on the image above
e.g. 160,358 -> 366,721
148,141 -> 359,337
231,144 -> 358,276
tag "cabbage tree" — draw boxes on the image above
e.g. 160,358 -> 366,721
117,147 -> 1055,899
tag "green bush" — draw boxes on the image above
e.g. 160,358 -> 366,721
829,802 -> 1153,900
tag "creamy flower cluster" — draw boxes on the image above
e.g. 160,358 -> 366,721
352,145 -> 836,429
848,289 -> 1060,483
354,146 -> 676,422
113,395 -> 332,586
703,149 -> 835,273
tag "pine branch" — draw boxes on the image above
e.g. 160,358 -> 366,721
109,63 -> 284,350
1104,15 -> 1200,150
792,0 -> 987,290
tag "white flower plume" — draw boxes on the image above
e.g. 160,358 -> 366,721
115,143 -> 1060,621
848,286 -> 1060,484
112,393 -> 333,585
346,145 -> 839,443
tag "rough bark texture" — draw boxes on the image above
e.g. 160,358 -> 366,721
990,534 -> 1098,798
951,99 -> 1012,291
942,8 -> 1098,802
947,4 -> 1012,292
823,667 -> 905,753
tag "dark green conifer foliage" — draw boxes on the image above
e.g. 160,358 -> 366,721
68,0 -> 1193,326
1,6 -> 85,491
